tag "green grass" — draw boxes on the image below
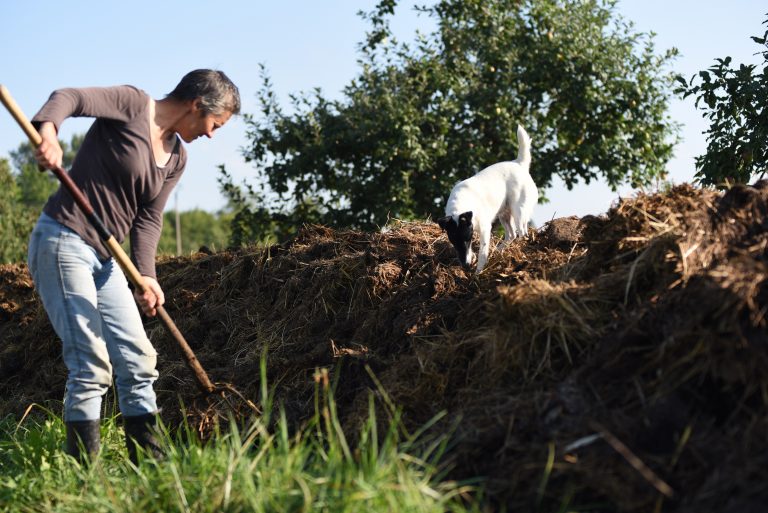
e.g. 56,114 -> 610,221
0,382 -> 481,513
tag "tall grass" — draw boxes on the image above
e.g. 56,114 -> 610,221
0,374 -> 480,513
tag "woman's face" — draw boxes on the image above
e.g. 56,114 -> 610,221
178,101 -> 232,143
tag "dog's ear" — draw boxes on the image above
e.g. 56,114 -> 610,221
436,215 -> 451,230
458,211 -> 473,225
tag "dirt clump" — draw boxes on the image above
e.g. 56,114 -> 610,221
2,181 -> 768,512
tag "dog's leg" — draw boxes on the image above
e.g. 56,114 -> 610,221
513,206 -> 529,239
498,216 -> 515,250
517,220 -> 528,238
476,225 -> 491,272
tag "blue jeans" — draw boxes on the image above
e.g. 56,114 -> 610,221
27,213 -> 159,422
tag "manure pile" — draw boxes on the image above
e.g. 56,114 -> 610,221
2,182 -> 768,512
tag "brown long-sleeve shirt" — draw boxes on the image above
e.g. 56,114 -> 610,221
32,86 -> 187,278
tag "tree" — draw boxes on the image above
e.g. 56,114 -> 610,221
232,0 -> 679,239
675,16 -> 768,186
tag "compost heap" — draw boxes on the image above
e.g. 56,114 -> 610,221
2,181 -> 767,512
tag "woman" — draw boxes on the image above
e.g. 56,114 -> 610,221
28,69 -> 240,463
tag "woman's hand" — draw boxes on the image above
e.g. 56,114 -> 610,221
134,276 -> 165,317
35,121 -> 63,170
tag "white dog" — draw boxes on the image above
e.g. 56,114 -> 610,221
437,124 -> 537,272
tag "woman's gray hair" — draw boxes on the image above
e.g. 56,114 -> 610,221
167,69 -> 241,116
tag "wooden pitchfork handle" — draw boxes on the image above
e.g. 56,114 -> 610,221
0,84 -> 216,394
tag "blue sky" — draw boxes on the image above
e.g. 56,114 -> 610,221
1,1 -> 765,225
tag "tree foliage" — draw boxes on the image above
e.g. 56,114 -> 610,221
232,0 -> 679,240
218,165 -> 322,247
676,16 -> 768,186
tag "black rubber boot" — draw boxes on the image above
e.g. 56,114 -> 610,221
124,413 -> 164,464
65,420 -> 100,463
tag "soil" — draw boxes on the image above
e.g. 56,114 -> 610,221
2,181 -> 767,512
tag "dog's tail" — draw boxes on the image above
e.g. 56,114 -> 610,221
516,124 -> 531,166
